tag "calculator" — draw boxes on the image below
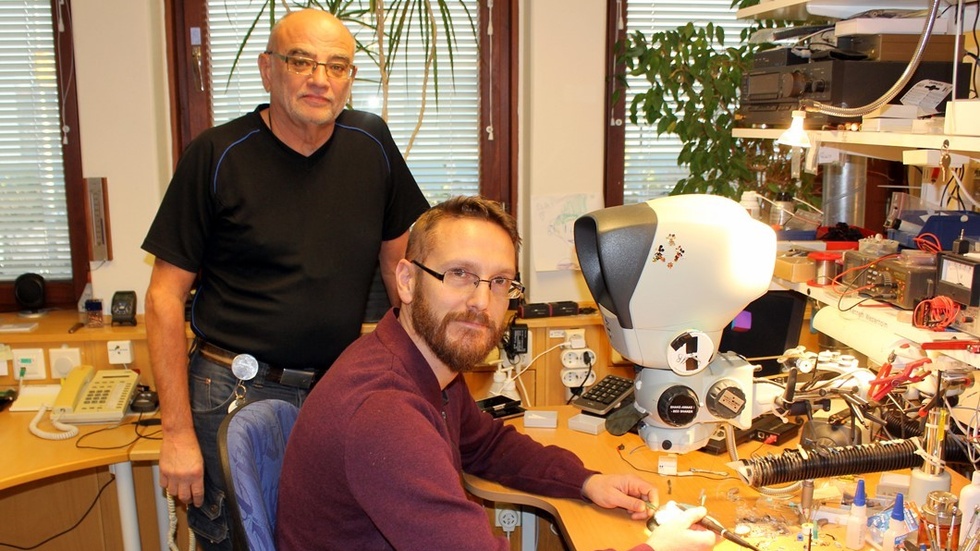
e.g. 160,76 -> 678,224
570,375 -> 635,416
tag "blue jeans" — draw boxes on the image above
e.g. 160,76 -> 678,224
186,350 -> 308,550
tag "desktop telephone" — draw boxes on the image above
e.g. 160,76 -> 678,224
30,366 -> 140,440
53,365 -> 139,424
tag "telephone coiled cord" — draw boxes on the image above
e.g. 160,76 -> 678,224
29,405 -> 79,440
167,492 -> 197,551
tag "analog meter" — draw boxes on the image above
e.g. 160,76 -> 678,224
937,252 -> 980,306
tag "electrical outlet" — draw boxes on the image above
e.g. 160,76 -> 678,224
12,348 -> 46,380
564,328 -> 587,349
560,368 -> 596,388
494,505 -> 520,531
49,347 -> 82,378
561,348 -> 596,369
107,340 -> 133,365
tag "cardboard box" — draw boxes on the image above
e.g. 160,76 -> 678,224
774,255 -> 816,283
945,100 -> 980,137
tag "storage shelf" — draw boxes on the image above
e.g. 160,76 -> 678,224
733,127 -> 980,161
772,277 -> 980,368
736,0 -> 814,20
736,0 -> 932,21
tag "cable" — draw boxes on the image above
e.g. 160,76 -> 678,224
0,474 -> 115,550
167,493 -> 197,551
28,405 -> 79,440
912,296 -> 960,331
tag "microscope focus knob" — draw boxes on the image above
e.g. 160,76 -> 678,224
657,385 -> 699,427
705,379 -> 746,420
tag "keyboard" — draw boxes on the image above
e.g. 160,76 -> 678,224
571,375 -> 635,416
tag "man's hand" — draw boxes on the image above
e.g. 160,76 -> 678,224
581,473 -> 656,521
647,501 -> 720,551
158,429 -> 206,507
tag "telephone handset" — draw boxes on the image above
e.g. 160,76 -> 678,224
30,366 -> 140,440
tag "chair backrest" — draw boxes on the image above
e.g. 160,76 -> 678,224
218,399 -> 300,551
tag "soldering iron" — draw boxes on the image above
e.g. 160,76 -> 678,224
649,502 -> 761,551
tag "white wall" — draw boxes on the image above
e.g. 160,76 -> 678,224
69,1 -> 607,312
517,0 -> 605,304
72,0 -> 172,312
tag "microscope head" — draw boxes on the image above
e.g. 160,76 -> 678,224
574,194 -> 777,373
574,195 -> 777,453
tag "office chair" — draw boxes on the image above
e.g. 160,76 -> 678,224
218,399 -> 300,551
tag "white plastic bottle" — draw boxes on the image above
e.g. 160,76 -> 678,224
845,479 -> 868,550
960,471 -> 980,546
740,191 -> 761,220
882,493 -> 906,551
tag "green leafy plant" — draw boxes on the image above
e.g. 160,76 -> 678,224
617,2 -> 817,203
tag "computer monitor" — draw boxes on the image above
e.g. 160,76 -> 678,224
719,290 -> 807,377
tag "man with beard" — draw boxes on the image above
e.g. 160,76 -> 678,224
276,196 -> 719,551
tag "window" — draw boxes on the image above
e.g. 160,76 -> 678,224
0,0 -> 87,311
604,0 -> 750,205
168,0 -> 516,210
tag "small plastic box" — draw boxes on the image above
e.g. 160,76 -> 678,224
568,413 -> 606,435
524,410 -> 558,428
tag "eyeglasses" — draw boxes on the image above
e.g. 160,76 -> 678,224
264,51 -> 356,80
412,260 -> 524,299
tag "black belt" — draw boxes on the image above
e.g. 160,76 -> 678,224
197,341 -> 322,390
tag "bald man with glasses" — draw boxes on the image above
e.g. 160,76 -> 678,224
142,9 -> 428,549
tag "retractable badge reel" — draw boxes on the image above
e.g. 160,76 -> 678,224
228,354 -> 258,413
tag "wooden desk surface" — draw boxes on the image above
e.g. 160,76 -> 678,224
464,407 -> 967,551
0,410 -> 157,491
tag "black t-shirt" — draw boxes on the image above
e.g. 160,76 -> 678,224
142,106 -> 429,369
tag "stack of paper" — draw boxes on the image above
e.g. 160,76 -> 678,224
862,103 -> 940,133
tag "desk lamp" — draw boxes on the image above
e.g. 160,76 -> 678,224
776,110 -> 810,182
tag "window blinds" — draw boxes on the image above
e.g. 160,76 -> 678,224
0,0 -> 72,280
622,0 -> 749,204
206,1 -> 481,206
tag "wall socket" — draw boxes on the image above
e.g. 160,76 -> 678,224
494,505 -> 520,531
13,349 -> 46,380
564,328 -> 587,349
107,340 -> 133,365
560,368 -> 596,388
561,348 -> 596,369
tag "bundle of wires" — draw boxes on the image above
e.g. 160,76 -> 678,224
912,295 -> 960,330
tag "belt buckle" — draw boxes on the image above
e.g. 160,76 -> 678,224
278,368 -> 315,390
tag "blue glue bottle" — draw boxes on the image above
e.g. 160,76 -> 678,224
883,493 -> 907,551
846,479 -> 868,550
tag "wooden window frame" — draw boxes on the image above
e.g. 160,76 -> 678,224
0,0 -> 89,312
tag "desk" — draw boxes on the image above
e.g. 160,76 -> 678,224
464,407 -> 967,551
0,410 -> 166,551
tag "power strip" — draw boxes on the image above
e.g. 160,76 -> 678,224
561,348 -> 595,369
560,368 -> 597,388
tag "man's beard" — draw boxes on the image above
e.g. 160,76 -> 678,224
410,288 -> 506,373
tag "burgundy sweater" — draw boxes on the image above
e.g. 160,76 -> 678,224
277,310 -> 652,550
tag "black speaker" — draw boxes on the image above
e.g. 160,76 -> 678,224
14,273 -> 46,316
